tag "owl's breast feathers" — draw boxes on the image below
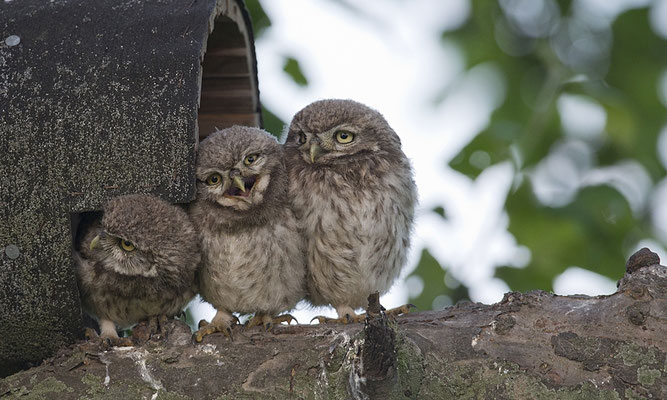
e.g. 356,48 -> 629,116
75,251 -> 197,326
286,147 -> 416,309
197,207 -> 306,315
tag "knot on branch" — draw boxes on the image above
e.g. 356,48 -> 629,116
626,248 -> 660,274
618,247 -> 667,295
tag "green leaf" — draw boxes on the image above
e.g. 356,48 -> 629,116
432,206 -> 447,219
261,105 -> 285,139
282,56 -> 309,87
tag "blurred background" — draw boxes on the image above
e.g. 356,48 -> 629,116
191,0 -> 667,324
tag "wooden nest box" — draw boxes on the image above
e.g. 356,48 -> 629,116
0,0 -> 260,376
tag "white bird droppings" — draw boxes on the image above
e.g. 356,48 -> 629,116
5,35 -> 20,46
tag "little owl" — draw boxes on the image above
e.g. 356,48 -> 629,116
189,126 -> 306,341
284,99 -> 417,323
75,194 -> 200,344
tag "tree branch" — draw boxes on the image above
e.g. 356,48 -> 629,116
2,249 -> 666,399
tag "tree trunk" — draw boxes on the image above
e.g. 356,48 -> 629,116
1,249 -> 666,399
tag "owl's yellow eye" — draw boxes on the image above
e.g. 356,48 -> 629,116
298,132 -> 306,144
206,173 -> 222,186
244,153 -> 259,165
335,131 -> 354,144
120,239 -> 135,252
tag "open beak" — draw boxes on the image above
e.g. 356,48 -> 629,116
232,175 -> 246,193
310,143 -> 323,163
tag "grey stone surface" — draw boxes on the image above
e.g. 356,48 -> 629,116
0,0 -> 258,376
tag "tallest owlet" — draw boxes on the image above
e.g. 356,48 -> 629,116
284,99 -> 417,323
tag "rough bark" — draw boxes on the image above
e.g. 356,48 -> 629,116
1,249 -> 666,399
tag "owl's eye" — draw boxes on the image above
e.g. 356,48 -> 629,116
206,173 -> 222,186
335,130 -> 354,144
297,132 -> 306,144
244,153 -> 259,165
120,239 -> 135,252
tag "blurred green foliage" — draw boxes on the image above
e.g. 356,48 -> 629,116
244,0 -> 271,37
449,1 -> 666,294
261,105 -> 285,140
283,57 -> 309,87
407,249 -> 469,310
244,0 -> 667,307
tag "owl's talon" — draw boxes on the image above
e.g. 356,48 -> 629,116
310,316 -> 328,324
245,315 -> 264,330
198,319 -> 209,329
193,312 -> 235,343
311,313 -> 365,324
84,327 -> 99,341
85,325 -> 134,347
246,313 -> 295,331
385,303 -> 415,318
193,323 -> 231,343
272,313 -> 297,325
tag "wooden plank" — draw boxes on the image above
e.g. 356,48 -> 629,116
202,56 -> 249,75
198,112 -> 261,138
198,96 -> 255,114
201,76 -> 251,91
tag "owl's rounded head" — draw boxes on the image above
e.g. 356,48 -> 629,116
83,194 -> 199,279
194,126 -> 287,225
285,99 -> 403,166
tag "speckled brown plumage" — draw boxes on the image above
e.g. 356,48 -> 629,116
189,126 -> 306,339
284,99 -> 417,321
75,194 -> 200,341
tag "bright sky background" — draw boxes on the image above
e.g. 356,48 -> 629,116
192,0 -> 667,325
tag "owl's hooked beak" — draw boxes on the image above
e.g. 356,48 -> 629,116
232,175 -> 246,193
310,143 -> 323,163
89,232 -> 107,251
